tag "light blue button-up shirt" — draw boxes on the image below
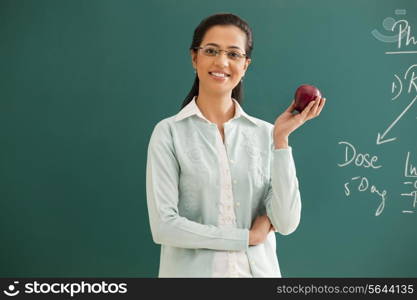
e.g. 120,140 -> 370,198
146,97 -> 302,277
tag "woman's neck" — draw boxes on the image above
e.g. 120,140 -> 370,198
195,91 -> 235,125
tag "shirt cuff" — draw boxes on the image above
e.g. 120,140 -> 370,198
273,145 -> 292,153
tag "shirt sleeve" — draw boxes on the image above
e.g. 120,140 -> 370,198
263,145 -> 302,235
146,120 -> 249,251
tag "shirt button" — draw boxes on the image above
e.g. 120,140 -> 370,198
233,179 -> 237,184
236,202 -> 240,206
230,159 -> 235,164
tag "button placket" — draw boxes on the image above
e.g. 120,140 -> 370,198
212,123 -> 251,277
228,252 -> 238,276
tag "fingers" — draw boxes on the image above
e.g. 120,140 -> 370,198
311,96 -> 321,115
310,97 -> 326,119
316,97 -> 326,115
251,214 -> 267,228
303,96 -> 326,121
300,98 -> 317,120
285,99 -> 296,113
250,216 -> 272,245
253,215 -> 272,231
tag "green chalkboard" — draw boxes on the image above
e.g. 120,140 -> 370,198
1,0 -> 416,277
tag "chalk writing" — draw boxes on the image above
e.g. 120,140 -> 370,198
392,64 -> 417,101
339,11 -> 416,217
337,141 -> 382,169
401,152 -> 417,213
385,18 -> 417,54
344,176 -> 387,216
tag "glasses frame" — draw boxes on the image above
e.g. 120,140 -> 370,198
193,45 -> 248,61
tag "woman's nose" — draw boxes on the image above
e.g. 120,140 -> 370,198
213,52 -> 229,67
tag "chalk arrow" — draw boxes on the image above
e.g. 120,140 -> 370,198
376,94 -> 417,145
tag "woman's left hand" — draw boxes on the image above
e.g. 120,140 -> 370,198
249,215 -> 274,245
273,96 -> 326,141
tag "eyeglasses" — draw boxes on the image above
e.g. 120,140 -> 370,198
193,45 -> 247,61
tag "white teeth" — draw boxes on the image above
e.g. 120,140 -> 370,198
210,72 -> 228,78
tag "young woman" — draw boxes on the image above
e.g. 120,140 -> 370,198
146,13 -> 325,277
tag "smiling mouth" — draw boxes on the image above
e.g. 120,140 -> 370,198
208,71 -> 230,78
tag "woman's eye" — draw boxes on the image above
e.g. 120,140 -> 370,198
228,51 -> 240,59
204,48 -> 217,55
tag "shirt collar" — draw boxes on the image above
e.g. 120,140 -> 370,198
174,96 -> 259,126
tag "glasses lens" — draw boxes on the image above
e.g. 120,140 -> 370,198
227,51 -> 243,60
202,46 -> 218,56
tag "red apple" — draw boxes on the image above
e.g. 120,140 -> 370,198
294,84 -> 322,113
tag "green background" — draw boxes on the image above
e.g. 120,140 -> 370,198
1,0 -> 416,277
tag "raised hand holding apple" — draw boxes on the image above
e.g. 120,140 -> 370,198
273,84 -> 326,149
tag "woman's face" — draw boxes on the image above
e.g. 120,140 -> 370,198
191,25 -> 251,96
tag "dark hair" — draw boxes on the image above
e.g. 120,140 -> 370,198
180,13 -> 253,109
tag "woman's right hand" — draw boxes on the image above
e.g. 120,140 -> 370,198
249,215 -> 274,246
